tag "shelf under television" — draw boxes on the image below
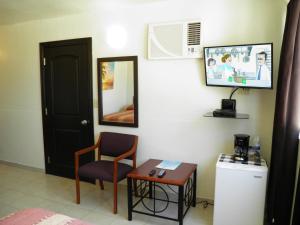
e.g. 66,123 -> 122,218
203,112 -> 249,119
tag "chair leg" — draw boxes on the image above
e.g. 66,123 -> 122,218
75,176 -> 80,204
99,180 -> 104,190
113,181 -> 118,214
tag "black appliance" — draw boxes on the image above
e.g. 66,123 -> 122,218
221,99 -> 236,111
213,109 -> 236,117
213,98 -> 237,118
234,134 -> 250,161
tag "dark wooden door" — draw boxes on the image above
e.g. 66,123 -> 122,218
40,38 -> 94,179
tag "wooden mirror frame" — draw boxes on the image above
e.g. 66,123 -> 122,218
97,56 -> 138,127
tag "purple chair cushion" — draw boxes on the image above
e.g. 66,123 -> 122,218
78,160 -> 133,182
100,132 -> 136,159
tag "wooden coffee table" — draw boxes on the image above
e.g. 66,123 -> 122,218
127,159 -> 197,225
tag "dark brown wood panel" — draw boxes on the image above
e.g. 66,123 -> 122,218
51,55 -> 80,115
40,38 -> 94,179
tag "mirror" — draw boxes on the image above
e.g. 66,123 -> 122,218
97,56 -> 138,127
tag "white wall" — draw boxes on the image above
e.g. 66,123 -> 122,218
126,62 -> 134,105
0,0 -> 287,199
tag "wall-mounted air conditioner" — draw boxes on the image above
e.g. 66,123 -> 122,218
148,20 -> 202,59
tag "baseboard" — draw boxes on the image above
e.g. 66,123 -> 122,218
0,160 -> 45,173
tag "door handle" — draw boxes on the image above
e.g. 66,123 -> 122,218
81,120 -> 89,125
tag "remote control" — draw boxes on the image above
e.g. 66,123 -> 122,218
157,169 -> 166,178
148,169 -> 156,176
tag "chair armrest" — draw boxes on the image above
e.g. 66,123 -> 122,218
114,148 -> 136,163
75,135 -> 101,159
112,136 -> 138,183
113,147 -> 136,184
114,136 -> 138,163
75,140 -> 100,176
75,145 -> 98,158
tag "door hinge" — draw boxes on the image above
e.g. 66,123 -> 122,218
45,107 -> 48,116
43,57 -> 46,66
47,156 -> 51,164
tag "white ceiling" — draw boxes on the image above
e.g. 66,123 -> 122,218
0,0 -> 288,26
0,0 -> 166,25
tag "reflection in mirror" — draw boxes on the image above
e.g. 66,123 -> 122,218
98,56 -> 138,127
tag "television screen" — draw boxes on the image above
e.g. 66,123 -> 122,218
204,43 -> 273,89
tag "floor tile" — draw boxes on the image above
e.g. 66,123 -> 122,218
0,163 -> 213,225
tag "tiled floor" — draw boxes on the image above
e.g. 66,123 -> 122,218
0,163 -> 213,225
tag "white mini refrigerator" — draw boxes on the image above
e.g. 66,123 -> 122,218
213,154 -> 268,225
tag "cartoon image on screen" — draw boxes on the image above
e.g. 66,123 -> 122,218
204,43 -> 272,89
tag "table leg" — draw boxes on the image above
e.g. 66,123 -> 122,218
192,169 -> 197,207
149,181 -> 153,199
178,185 -> 184,225
127,177 -> 132,221
133,180 -> 138,197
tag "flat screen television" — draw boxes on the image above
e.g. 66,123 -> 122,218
203,43 -> 273,89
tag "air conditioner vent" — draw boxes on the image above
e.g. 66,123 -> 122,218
148,20 -> 202,59
188,22 -> 201,46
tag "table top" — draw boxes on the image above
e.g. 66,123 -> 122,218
127,159 -> 197,186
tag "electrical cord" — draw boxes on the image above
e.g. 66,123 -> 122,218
229,87 -> 239,99
196,200 -> 214,208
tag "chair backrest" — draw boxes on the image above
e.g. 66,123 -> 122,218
99,132 -> 137,159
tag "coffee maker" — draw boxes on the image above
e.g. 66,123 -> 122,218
234,134 -> 250,161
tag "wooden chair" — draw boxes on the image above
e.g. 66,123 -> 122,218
75,132 -> 138,214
